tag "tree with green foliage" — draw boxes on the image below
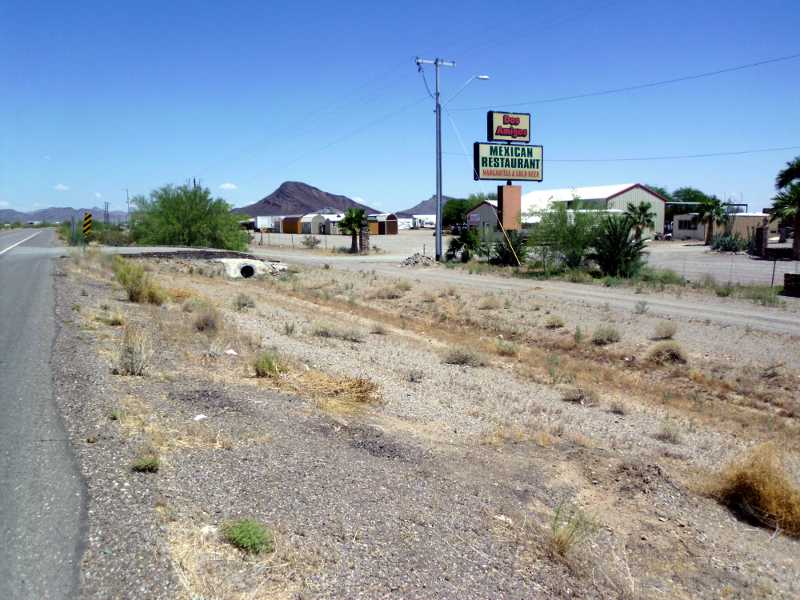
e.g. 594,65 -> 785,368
488,230 -> 528,266
338,208 -> 366,253
527,200 -> 601,269
696,196 -> 727,245
624,201 -> 656,241
773,156 -> 800,260
130,184 -> 249,251
590,216 -> 647,277
446,227 -> 481,262
646,185 -> 671,201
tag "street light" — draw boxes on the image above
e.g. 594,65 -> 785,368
415,57 -> 490,261
445,74 -> 490,105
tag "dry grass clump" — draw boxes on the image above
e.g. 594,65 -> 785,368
591,325 -> 620,346
478,295 -> 502,310
311,322 -> 364,342
544,315 -> 565,329
114,325 -> 152,376
194,308 -> 222,334
711,444 -> 800,537
112,256 -> 165,305
647,341 -> 687,365
494,339 -> 519,357
233,292 -> 255,311
442,347 -> 487,367
368,281 -> 410,300
296,371 -> 381,413
652,321 -> 678,340
370,323 -> 387,335
559,385 -> 598,406
653,420 -> 682,445
182,297 -> 207,313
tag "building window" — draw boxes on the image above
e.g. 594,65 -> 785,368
677,220 -> 697,230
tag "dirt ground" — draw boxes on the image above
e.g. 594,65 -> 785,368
56,251 -> 800,599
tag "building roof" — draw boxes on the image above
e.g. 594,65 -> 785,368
368,213 -> 397,221
522,183 -> 666,213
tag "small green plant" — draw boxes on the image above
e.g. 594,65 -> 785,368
574,326 -> 584,344
591,325 -> 620,346
652,321 -> 677,340
283,322 -> 296,336
647,341 -> 687,365
131,452 -> 160,473
109,409 -> 121,421
253,350 -> 282,378
550,502 -> 598,557
233,293 -> 255,311
182,297 -> 207,313
112,256 -> 164,305
300,235 -> 321,249
715,285 -> 734,298
442,347 -> 486,367
544,315 -> 564,329
311,323 -> 364,342
634,300 -> 648,315
221,519 -> 274,554
559,386 -> 598,405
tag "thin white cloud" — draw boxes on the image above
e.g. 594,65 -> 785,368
53,183 -> 69,192
0,200 -> 9,208
95,192 -> 102,199
219,182 -> 238,191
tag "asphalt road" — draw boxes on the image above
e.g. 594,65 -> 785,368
0,228 -> 84,599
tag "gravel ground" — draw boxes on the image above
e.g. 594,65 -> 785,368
53,254 -> 800,599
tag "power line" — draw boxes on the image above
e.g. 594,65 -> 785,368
451,51 -> 800,112
441,144 -> 800,162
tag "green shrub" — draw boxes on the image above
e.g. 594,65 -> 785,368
550,502 -> 598,557
443,347 -> 486,367
222,519 -> 274,554
591,216 -> 647,277
711,233 -> 748,252
112,256 -> 164,305
637,266 -> 685,286
131,452 -> 159,473
591,325 -> 620,346
300,235 -> 321,249
495,339 -> 519,357
253,350 -> 282,378
311,323 -> 364,342
544,315 -> 564,329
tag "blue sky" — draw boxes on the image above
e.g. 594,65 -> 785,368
1,0 -> 799,213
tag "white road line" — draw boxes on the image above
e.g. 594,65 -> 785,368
0,232 -> 41,256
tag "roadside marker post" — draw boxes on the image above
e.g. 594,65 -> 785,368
82,212 -> 93,239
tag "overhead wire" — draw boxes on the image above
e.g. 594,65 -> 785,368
450,51 -> 800,111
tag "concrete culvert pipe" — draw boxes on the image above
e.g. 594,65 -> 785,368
240,264 -> 255,278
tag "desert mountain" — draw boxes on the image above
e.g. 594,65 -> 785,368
235,181 -> 376,217
397,194 -> 461,217
0,206 -> 127,224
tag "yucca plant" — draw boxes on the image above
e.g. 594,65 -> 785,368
590,216 -> 647,278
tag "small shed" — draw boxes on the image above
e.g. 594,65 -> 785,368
281,215 -> 302,234
300,213 -> 325,235
368,213 -> 399,235
466,201 -> 500,237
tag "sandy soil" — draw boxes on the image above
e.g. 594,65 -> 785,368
56,252 -> 800,599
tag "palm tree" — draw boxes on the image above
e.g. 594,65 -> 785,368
696,196 -> 727,245
776,156 -> 800,190
339,208 -> 366,253
774,156 -> 800,260
624,201 -> 656,241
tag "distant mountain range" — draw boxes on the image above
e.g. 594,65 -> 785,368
396,194 -> 461,217
0,206 -> 127,224
235,181 -> 376,217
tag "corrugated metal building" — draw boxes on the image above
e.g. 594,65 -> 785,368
368,213 -> 399,235
522,183 -> 667,235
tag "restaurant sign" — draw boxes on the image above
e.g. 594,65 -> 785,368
473,142 -> 543,181
486,111 -> 531,143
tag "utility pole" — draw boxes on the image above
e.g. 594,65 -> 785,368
416,56 -> 455,261
124,188 -> 130,226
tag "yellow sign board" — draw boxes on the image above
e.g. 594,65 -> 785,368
486,111 -> 531,143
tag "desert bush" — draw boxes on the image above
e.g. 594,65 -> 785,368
652,321 -> 677,340
311,323 -> 364,342
443,347 -> 486,367
591,215 -> 647,277
194,308 -> 221,334
634,300 -> 648,315
300,235 -> 321,249
609,401 -> 626,415
182,297 -> 207,313
564,268 -> 593,283
544,315 -> 564,329
495,339 -> 519,357
654,420 -> 682,444
647,341 -> 687,365
222,519 -> 274,554
115,325 -> 151,376
233,293 -> 255,311
591,325 -> 620,346
711,233 -> 748,253
369,323 -> 387,335
395,279 -> 413,292
637,266 -> 685,287
478,295 -> 502,310
407,369 -> 424,383
739,285 -> 784,307
574,326 -> 584,344
711,444 -> 800,537
559,386 -> 598,405
715,285 -> 733,297
112,256 -> 165,304
550,502 -> 598,557
283,322 -> 296,336
253,350 -> 282,378
369,286 -> 403,300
